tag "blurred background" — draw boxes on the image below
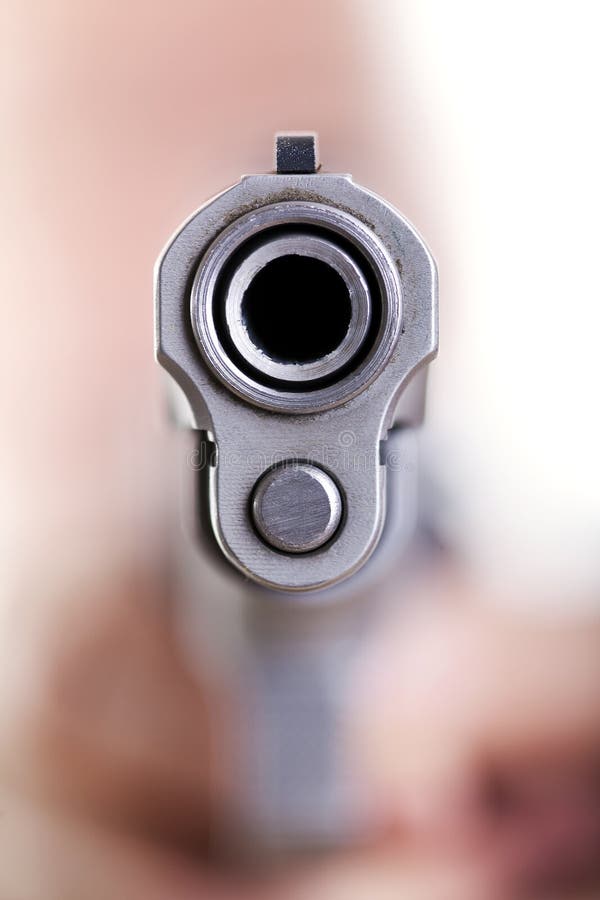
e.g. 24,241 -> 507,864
1,2 -> 599,898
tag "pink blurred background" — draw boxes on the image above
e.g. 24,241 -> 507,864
1,3 -> 599,898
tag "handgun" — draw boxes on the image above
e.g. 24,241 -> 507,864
155,133 -> 437,852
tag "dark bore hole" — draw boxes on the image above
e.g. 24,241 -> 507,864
241,255 -> 352,364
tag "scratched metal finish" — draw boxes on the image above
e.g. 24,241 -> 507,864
252,463 -> 343,554
155,151 -> 437,592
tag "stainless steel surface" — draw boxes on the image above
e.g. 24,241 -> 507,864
189,199 -> 403,415
224,232 -> 371,383
155,134 -> 438,592
176,429 -> 430,854
160,137 -> 438,858
252,462 -> 343,553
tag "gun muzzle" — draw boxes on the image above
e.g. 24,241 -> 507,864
155,134 -> 437,592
